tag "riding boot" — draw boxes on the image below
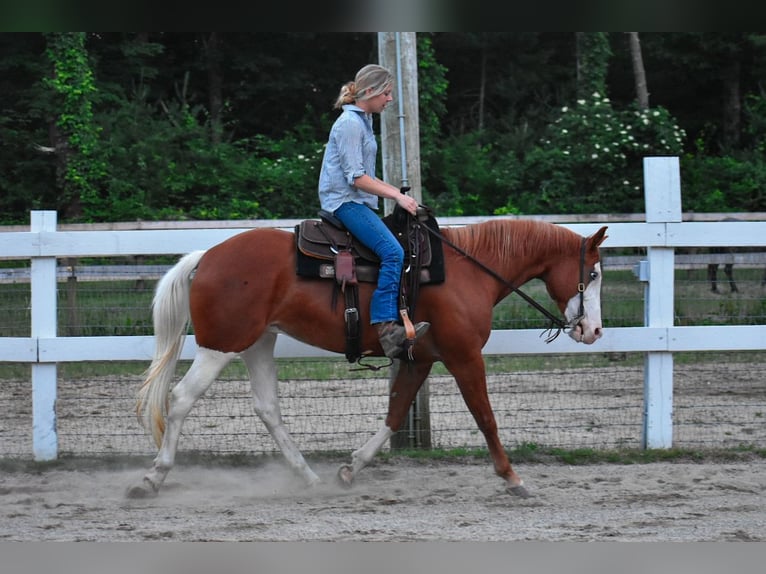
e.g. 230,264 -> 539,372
376,320 -> 430,359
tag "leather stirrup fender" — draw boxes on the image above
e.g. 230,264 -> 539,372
399,308 -> 416,341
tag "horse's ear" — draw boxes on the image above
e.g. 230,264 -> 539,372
588,226 -> 608,250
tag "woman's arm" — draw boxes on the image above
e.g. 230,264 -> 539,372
353,174 -> 419,215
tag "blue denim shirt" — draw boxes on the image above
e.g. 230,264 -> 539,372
318,104 -> 379,213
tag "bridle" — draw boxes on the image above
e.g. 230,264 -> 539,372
421,223 -> 589,343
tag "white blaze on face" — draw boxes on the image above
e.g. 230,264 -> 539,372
565,262 -> 603,344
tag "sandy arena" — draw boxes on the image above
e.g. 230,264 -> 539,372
1,453 -> 764,541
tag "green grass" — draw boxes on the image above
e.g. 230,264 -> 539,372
376,443 -> 766,466
1,348 -> 764,381
2,444 -> 764,473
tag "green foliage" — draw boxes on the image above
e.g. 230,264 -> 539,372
424,133 -> 523,216
1,33 -> 765,223
681,153 -> 766,212
43,33 -> 107,220
742,92 -> 766,153
678,90 -> 766,212
416,34 -> 448,180
229,131 -> 325,219
96,90 -> 324,221
576,32 -> 611,99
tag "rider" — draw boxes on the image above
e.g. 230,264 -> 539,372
318,63 -> 429,358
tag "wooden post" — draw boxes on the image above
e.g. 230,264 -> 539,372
378,32 -> 431,449
65,258 -> 80,336
31,210 -> 58,460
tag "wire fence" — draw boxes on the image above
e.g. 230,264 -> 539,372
1,257 -> 765,459
1,352 -> 764,459
1,251 -> 765,338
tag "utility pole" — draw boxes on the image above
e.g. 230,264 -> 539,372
378,32 -> 422,209
377,32 -> 431,449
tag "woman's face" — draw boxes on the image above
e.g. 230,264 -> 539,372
360,85 -> 394,114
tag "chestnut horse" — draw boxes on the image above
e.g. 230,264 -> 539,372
128,219 -> 608,499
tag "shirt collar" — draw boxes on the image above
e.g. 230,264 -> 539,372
342,103 -> 371,121
342,104 -> 365,114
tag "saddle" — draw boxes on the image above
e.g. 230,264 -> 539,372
295,205 -> 445,363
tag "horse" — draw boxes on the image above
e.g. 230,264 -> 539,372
707,247 -> 738,293
703,218 -> 766,293
126,218 -> 608,499
707,247 -> 766,293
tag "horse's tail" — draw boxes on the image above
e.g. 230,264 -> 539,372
136,249 -> 207,447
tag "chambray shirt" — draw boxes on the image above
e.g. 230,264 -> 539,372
318,104 -> 380,213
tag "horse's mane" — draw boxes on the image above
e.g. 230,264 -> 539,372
442,219 -> 580,260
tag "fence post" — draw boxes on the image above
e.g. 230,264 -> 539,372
641,157 -> 681,449
31,210 -> 58,460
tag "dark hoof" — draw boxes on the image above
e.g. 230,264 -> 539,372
337,464 -> 354,489
507,484 -> 532,498
125,480 -> 158,499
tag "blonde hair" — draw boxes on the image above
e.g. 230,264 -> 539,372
333,64 -> 394,109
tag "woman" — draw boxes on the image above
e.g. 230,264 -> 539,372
318,64 -> 429,359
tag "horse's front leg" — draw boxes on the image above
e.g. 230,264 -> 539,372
723,263 -> 738,293
444,352 -> 530,498
241,334 -> 320,487
337,359 -> 433,487
708,263 -> 720,293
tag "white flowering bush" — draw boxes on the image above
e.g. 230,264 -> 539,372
501,92 -> 686,214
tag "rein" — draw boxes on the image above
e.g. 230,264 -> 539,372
421,222 -> 587,343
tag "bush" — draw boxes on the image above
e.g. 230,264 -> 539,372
681,152 -> 766,212
501,92 -> 686,214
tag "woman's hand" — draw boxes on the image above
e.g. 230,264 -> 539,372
396,192 -> 419,216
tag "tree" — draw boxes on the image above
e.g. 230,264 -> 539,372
503,33 -> 686,215
628,32 -> 649,109
576,32 -> 611,100
44,32 -> 106,220
1,32 -> 765,223
202,32 -> 224,145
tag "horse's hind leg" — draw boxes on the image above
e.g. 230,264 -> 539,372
128,348 -> 234,498
240,333 -> 320,487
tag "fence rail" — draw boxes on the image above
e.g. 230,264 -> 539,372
3,253 -> 766,284
1,157 -> 766,460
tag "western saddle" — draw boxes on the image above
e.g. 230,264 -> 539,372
294,205 -> 444,363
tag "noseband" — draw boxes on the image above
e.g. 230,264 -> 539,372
559,238 -> 588,335
423,225 -> 589,343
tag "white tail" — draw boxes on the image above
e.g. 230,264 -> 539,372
136,250 -> 207,446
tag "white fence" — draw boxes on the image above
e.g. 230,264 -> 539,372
2,157 -> 766,460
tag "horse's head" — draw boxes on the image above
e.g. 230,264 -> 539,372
545,226 -> 608,344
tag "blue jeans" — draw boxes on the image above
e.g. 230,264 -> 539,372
334,201 -> 404,324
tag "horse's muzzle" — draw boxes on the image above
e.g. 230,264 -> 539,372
568,321 -> 602,344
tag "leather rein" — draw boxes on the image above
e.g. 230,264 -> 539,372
420,222 -> 587,343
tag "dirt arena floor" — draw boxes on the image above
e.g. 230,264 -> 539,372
1,453 -> 765,542
2,353 -> 765,542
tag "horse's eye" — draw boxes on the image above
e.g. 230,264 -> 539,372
589,270 -> 598,280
